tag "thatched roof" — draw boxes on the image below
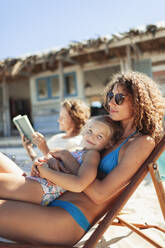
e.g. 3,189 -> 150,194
1,22 -> 165,80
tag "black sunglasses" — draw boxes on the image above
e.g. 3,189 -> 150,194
106,91 -> 126,105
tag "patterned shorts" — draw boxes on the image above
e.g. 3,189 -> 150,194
27,176 -> 66,206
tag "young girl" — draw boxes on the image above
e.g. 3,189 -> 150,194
0,115 -> 122,206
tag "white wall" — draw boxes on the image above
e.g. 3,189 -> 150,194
84,65 -> 120,98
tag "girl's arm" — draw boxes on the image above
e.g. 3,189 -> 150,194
37,150 -> 100,192
84,135 -> 155,204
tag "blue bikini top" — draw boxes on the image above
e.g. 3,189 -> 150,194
99,131 -> 137,175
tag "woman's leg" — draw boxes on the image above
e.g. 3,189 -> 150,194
0,152 -> 24,175
0,173 -> 43,204
0,199 -> 84,245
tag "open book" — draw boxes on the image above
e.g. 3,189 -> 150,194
13,115 -> 35,142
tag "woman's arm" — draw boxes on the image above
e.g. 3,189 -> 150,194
84,135 -> 155,204
37,150 -> 100,192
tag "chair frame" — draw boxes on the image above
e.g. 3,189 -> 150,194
0,135 -> 165,248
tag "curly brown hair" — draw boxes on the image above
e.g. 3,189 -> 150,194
104,71 -> 165,143
62,99 -> 90,135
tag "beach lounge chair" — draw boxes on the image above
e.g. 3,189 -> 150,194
0,134 -> 165,248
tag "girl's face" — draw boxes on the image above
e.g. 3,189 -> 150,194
82,120 -> 111,151
58,107 -> 75,132
107,84 -> 134,122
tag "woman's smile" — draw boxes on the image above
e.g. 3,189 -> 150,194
109,108 -> 118,114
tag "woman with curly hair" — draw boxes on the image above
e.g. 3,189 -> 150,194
22,98 -> 90,161
0,71 -> 164,245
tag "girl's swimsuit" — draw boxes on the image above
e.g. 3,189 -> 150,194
48,131 -> 136,231
28,150 -> 87,206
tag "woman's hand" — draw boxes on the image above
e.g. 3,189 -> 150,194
22,135 -> 32,150
32,132 -> 49,155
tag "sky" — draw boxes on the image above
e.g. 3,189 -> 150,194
1,0 -> 165,60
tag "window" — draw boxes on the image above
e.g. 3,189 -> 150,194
64,72 -> 77,97
51,76 -> 60,97
37,78 -> 48,99
36,72 -> 77,101
36,75 -> 60,100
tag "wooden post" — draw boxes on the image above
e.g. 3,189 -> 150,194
77,65 -> 85,100
2,76 -> 11,136
120,58 -> 125,73
126,45 -> 132,70
58,59 -> 64,102
148,163 -> 165,220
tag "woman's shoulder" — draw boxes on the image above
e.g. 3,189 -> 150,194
132,134 -> 155,146
123,133 -> 155,156
118,134 -> 156,170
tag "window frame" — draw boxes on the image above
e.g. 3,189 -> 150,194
64,72 -> 77,97
36,75 -> 60,101
36,72 -> 77,101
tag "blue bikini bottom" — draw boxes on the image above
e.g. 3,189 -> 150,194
48,199 -> 90,232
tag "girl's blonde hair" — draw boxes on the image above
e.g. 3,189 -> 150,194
104,71 -> 165,143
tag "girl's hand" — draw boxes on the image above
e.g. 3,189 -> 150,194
31,160 -> 49,177
37,162 -> 49,178
30,156 -> 48,176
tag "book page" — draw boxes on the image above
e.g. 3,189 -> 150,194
13,115 -> 35,142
